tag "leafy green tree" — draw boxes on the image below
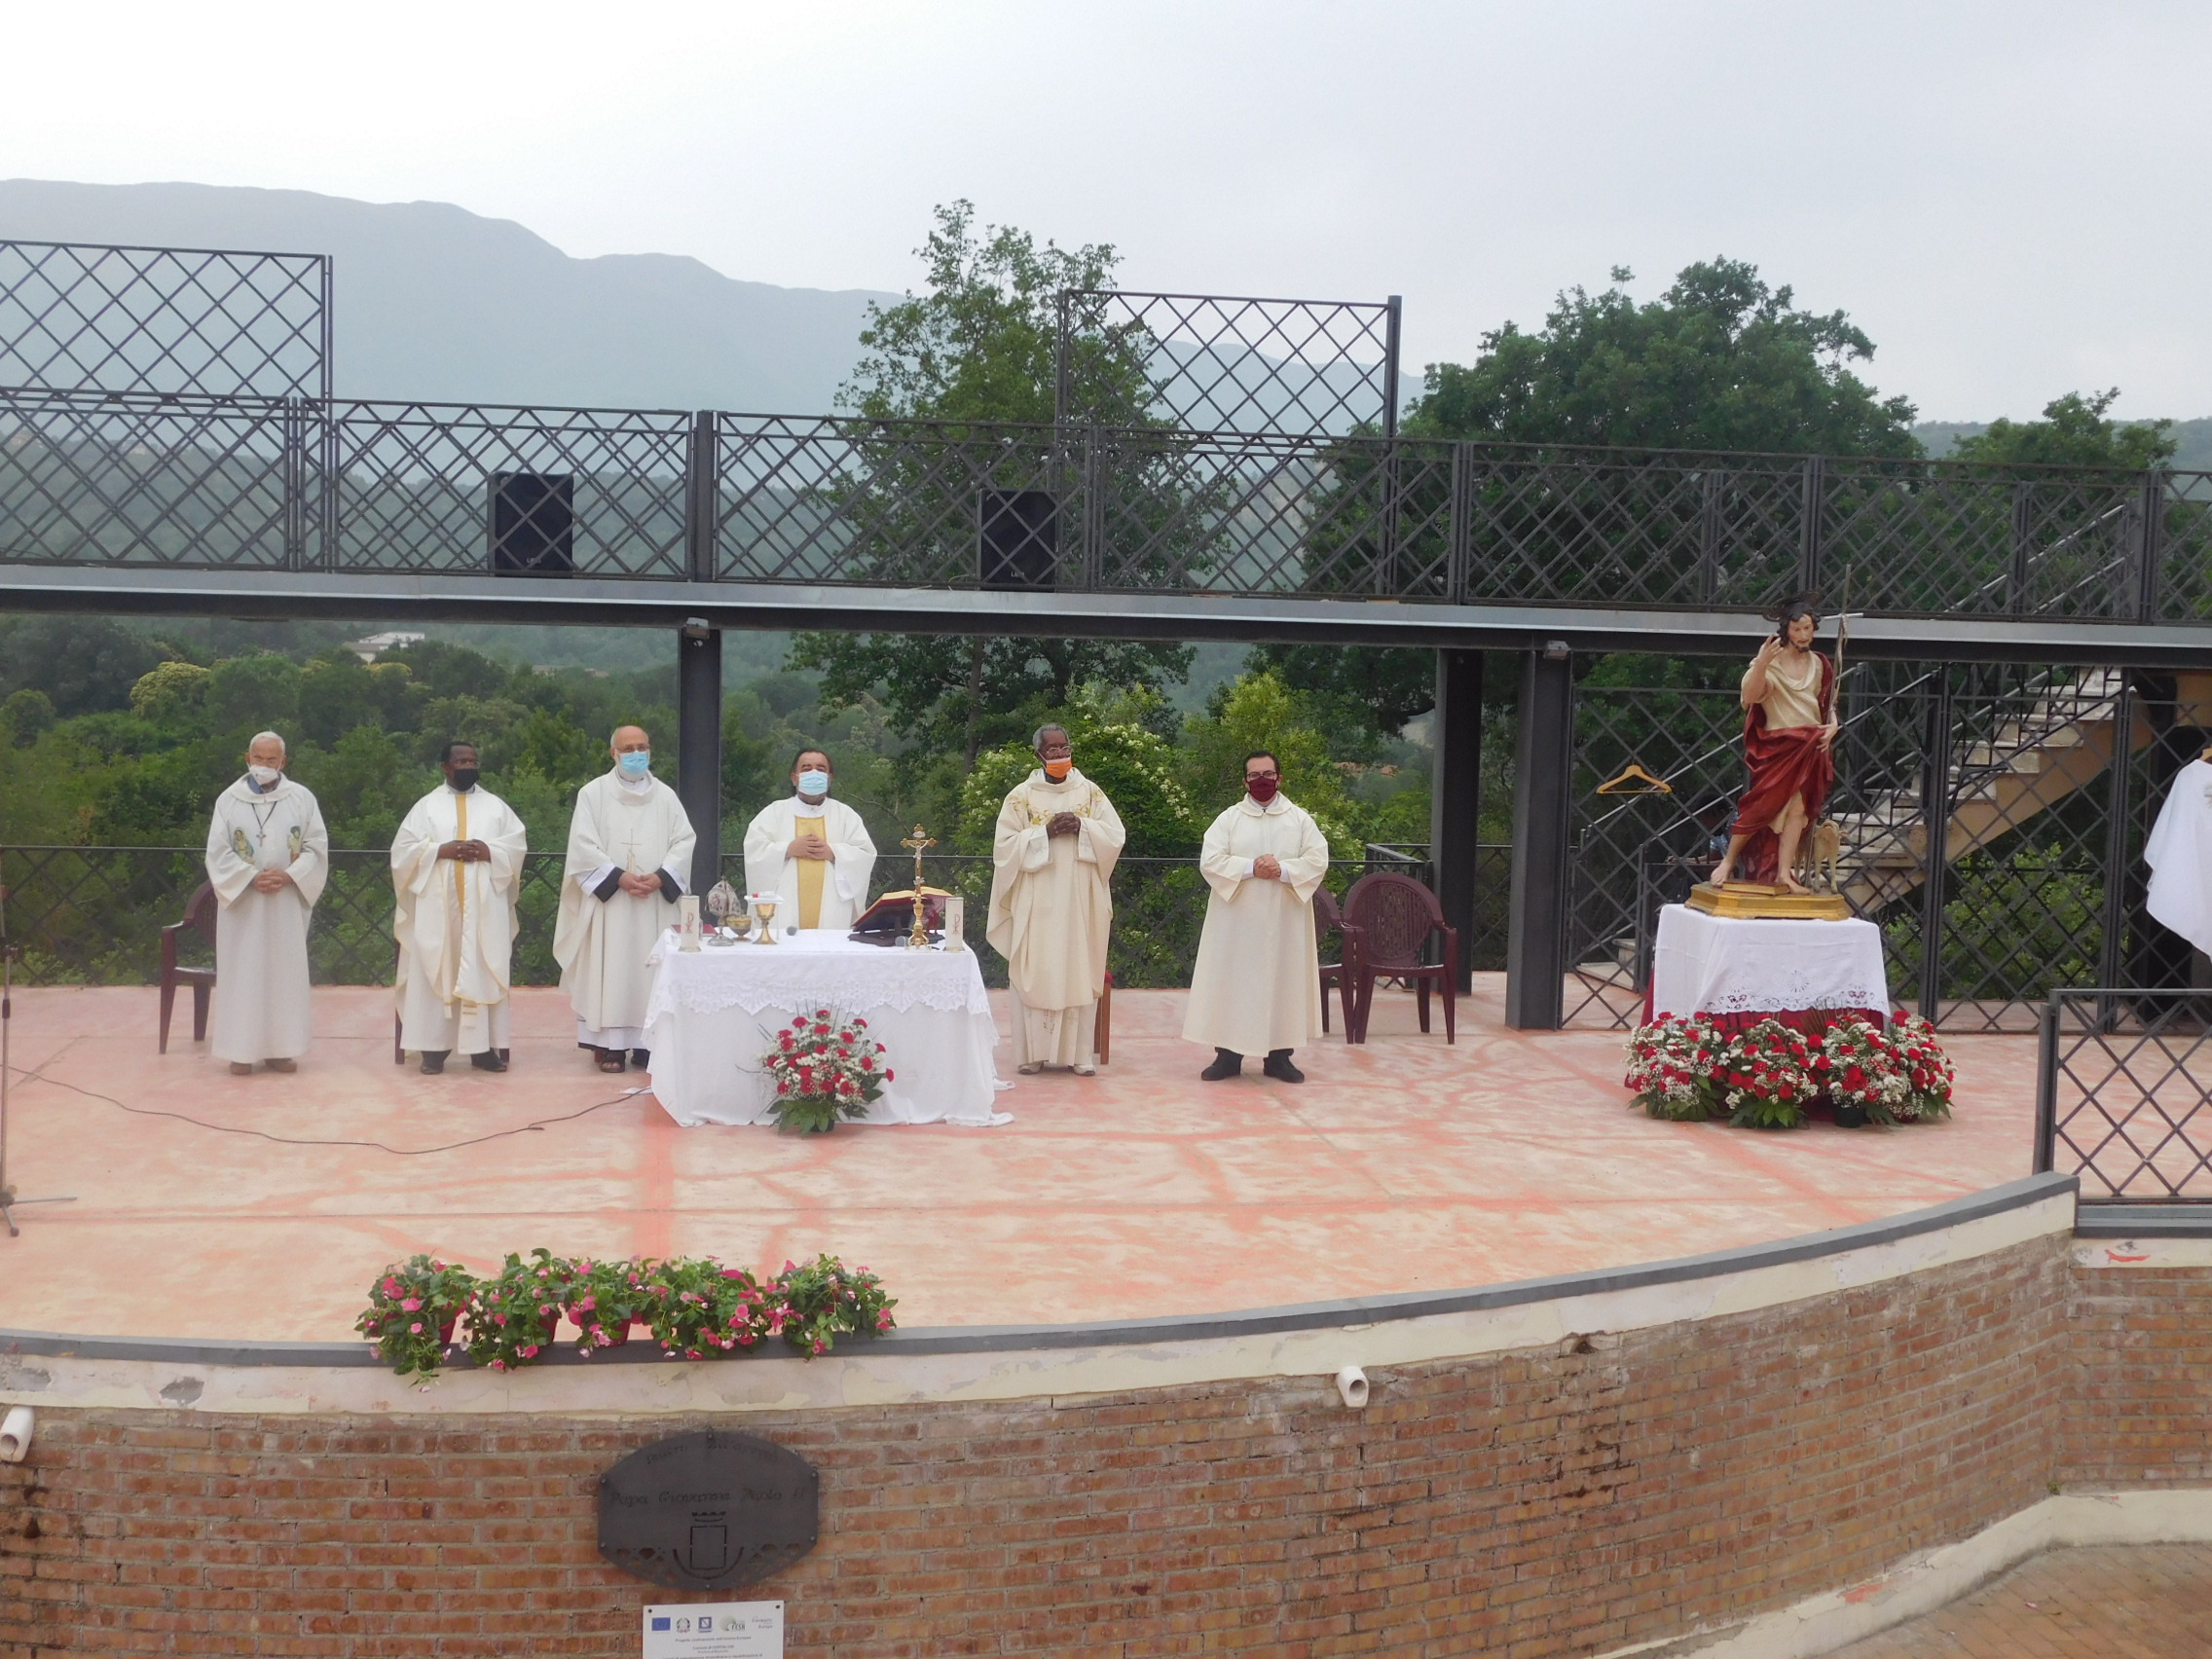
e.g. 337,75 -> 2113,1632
1405,259 -> 1920,456
1,688 -> 56,747
1947,389 -> 2176,470
1239,645 -> 1436,752
956,716 -> 1203,859
0,615 -> 171,718
792,201 -> 1191,765
206,653 -> 303,738
1182,671 -> 1362,856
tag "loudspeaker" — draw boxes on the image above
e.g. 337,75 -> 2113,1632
978,489 -> 1057,589
490,472 -> 575,575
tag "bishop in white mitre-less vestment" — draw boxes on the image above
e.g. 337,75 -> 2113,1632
1182,768 -> 1330,1081
742,752 -> 877,930
203,738 -> 329,1071
986,734 -> 1125,1072
391,757 -> 528,1070
2146,755 -> 2212,959
553,736 -> 695,1067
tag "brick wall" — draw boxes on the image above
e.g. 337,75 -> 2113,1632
0,1236 -> 2195,1659
2064,1264 -> 2212,1489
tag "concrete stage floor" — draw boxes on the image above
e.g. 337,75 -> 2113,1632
0,978 -> 2039,1343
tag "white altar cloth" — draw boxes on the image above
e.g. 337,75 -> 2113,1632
641,931 -> 1010,1128
1648,904 -> 1891,1019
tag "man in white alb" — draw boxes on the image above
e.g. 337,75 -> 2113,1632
552,725 -> 695,1073
391,741 -> 529,1075
203,731 -> 330,1076
1182,750 -> 1330,1084
986,724 -> 1124,1075
742,749 -> 877,931
2146,748 -> 2212,962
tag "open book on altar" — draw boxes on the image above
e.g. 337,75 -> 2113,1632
848,887 -> 952,947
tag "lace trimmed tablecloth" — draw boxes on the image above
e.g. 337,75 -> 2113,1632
641,931 -> 1009,1128
1647,904 -> 1891,1021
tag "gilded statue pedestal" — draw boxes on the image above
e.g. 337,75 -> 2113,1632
1686,881 -> 1851,921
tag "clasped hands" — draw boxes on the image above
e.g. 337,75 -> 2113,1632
1045,811 -> 1082,839
786,830 -> 835,862
616,869 -> 664,897
436,839 -> 494,863
250,866 -> 294,894
1250,853 -> 1283,880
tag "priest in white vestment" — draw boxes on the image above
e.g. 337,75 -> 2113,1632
1182,751 -> 1330,1083
203,731 -> 330,1075
391,741 -> 529,1075
2147,754 -> 2212,959
741,748 -> 877,931
986,724 -> 1125,1075
552,725 -> 695,1072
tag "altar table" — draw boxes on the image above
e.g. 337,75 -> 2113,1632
1648,904 -> 1891,1026
641,931 -> 1010,1128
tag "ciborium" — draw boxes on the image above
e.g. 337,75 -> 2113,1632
705,880 -> 743,945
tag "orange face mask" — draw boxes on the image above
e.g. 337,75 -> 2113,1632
1042,757 -> 1073,781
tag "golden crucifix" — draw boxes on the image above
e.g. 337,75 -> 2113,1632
900,824 -> 937,948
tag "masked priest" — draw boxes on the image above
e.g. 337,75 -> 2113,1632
985,724 -> 1124,1075
742,749 -> 877,932
1182,751 -> 1329,1084
391,741 -> 528,1075
553,725 -> 695,1074
203,731 -> 330,1076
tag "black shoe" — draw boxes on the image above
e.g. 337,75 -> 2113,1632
1263,1050 -> 1304,1084
470,1051 -> 508,1073
1200,1049 -> 1243,1082
419,1051 -> 448,1075
630,1049 -> 650,1071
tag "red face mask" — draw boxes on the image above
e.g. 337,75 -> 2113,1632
1245,776 -> 1279,803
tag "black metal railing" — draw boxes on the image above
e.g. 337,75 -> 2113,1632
7,387 -> 2212,624
0,845 -> 1512,994
2037,988 -> 2212,1203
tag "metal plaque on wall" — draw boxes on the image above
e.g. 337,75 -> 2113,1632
598,1430 -> 820,1591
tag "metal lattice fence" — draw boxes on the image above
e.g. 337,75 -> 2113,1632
2038,988 -> 2212,1202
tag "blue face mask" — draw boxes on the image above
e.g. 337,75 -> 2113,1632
795,769 -> 830,797
617,750 -> 651,778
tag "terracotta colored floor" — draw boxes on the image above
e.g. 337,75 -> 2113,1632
0,977 -> 2039,1342
1827,1544 -> 2212,1658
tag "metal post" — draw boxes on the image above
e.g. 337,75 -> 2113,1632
1053,291 -> 1072,432
677,623 -> 722,888
2008,483 -> 2033,615
1506,645 -> 1573,1029
1918,675 -> 1955,1023
684,412 -> 718,584
1382,296 -> 1403,442
1698,468 -> 1724,606
2097,680 -> 2138,1016
282,396 -> 306,573
2139,471 -> 2166,620
1431,648 -> 1485,993
1445,442 -> 1473,607
2033,994 -> 2060,1174
1797,456 -> 1825,596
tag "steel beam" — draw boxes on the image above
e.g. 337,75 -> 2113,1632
1430,648 -> 1482,992
8,564 -> 2212,665
1505,646 -> 1573,1030
677,623 -> 722,891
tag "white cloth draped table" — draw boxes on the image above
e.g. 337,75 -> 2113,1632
1648,904 -> 1891,1020
642,931 -> 1010,1127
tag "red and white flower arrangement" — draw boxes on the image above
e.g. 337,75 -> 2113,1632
1715,1018 -> 1820,1128
1885,1012 -> 1956,1121
762,1008 -> 891,1133
1812,1019 -> 1911,1124
1624,1010 -> 1957,1131
1623,1012 -> 1722,1121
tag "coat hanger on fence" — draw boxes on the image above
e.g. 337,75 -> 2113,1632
1596,762 -> 1674,795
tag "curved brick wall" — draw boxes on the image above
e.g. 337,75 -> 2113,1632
2,1180 -> 2206,1658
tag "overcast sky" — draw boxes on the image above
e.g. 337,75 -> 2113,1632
5,1 -> 2205,421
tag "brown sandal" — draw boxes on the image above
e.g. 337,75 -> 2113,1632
595,1048 -> 627,1074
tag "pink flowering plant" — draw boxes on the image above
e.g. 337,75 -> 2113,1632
643,1257 -> 774,1359
1716,1019 -> 1819,1129
354,1254 -> 474,1379
1623,1013 -> 1722,1121
1811,1019 -> 1911,1124
564,1256 -> 658,1354
769,1254 -> 897,1357
762,1008 -> 890,1133
1886,1012 -> 1956,1121
462,1247 -> 570,1374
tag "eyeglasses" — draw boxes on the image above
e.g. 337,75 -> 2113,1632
1244,769 -> 1279,781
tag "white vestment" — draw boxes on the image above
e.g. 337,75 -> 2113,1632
1182,794 -> 1329,1056
391,785 -> 528,1057
2147,757 -> 2212,958
553,771 -> 695,1051
741,795 -> 877,930
986,768 -> 1125,1066
203,775 -> 330,1065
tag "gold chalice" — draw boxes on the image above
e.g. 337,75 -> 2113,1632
751,894 -> 779,944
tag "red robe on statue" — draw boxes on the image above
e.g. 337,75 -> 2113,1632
1727,651 -> 1836,885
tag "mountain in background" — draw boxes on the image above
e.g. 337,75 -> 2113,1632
0,179 -> 900,412
1915,419 -> 2212,472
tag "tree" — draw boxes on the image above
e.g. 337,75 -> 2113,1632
792,202 -> 1191,767
1405,258 -> 1920,457
1947,389 -> 2176,470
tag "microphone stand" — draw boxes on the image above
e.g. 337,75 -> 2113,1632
0,851 -> 75,1236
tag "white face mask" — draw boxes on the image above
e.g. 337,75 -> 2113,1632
795,769 -> 830,797
248,764 -> 282,788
